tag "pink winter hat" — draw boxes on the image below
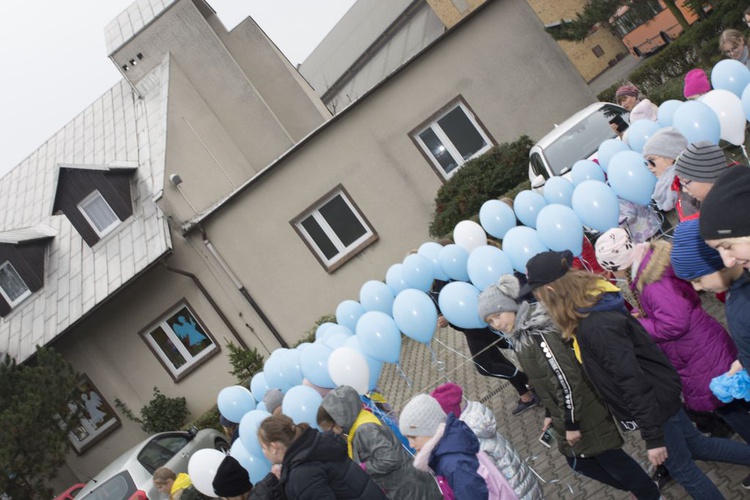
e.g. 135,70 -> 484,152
683,69 -> 711,99
430,382 -> 463,417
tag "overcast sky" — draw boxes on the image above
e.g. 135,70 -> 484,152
0,0 -> 356,177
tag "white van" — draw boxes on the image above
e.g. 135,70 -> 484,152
529,102 -> 629,189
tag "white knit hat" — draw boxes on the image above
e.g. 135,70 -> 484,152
399,394 -> 446,437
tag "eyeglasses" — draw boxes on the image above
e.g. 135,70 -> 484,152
680,178 -> 692,187
724,45 -> 742,56
645,158 -> 656,167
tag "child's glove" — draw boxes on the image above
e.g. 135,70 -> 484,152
710,370 -> 750,403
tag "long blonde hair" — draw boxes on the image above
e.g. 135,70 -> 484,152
534,270 -> 604,339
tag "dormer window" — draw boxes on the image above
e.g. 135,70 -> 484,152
0,261 -> 30,307
78,190 -> 121,238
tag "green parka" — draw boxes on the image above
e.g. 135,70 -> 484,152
512,302 -> 623,458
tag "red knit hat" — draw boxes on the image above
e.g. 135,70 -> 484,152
430,383 -> 464,417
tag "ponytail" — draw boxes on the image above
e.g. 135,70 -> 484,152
258,414 -> 309,447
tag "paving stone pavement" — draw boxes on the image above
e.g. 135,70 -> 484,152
377,291 -> 749,499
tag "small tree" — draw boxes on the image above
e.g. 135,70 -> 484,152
296,314 -> 336,347
225,341 -> 264,383
0,347 -> 81,498
115,387 -> 190,434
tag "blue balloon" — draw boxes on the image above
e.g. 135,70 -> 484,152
280,349 -> 303,388
479,200 -> 516,239
256,401 -> 267,412
608,150 -> 657,206
264,349 -> 292,392
571,160 -> 605,186
217,385 -> 256,424
438,244 -> 470,282
250,372 -> 270,402
513,190 -> 547,228
296,342 -> 312,351
438,281 -> 486,329
711,59 -> 750,97
359,280 -> 395,314
282,385 -> 323,428
502,226 -> 549,273
336,300 -> 365,332
325,332 -> 352,350
300,343 -> 336,388
402,254 -> 435,292
385,264 -> 410,295
418,242 -> 449,281
627,120 -> 661,153
344,336 -> 383,392
597,139 -> 630,173
230,438 -> 272,483
355,311 -> 402,364
467,246 -> 513,291
392,289 -> 438,343
314,322 -> 335,341
571,180 -> 620,233
657,99 -> 682,127
536,205 -> 584,256
672,100 -> 721,145
238,409 -> 272,457
542,177 -> 574,207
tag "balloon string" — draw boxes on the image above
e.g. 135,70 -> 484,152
395,363 -> 413,388
428,344 -> 446,372
742,144 -> 750,165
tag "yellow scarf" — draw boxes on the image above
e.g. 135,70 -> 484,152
571,280 -> 621,364
171,473 -> 192,499
346,410 -> 381,458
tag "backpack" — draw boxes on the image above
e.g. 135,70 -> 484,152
476,450 -> 519,500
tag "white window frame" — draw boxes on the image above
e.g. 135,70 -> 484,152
77,190 -> 120,238
413,101 -> 493,179
0,261 -> 31,307
294,188 -> 375,270
142,303 -> 218,381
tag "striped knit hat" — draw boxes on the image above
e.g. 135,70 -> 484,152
670,219 -> 725,280
674,141 -> 728,183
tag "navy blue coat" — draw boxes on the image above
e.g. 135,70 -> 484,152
728,271 -> 750,373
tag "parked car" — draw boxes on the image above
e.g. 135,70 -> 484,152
53,483 -> 86,500
76,428 -> 229,500
528,102 -> 628,190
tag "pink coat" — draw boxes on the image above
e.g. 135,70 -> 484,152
634,243 -> 736,412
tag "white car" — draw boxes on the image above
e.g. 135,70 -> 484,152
528,102 -> 629,189
76,428 -> 229,500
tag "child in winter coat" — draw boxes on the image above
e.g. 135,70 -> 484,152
528,250 -> 750,499
430,383 -> 543,500
476,273 -> 660,499
317,385 -> 442,500
400,393 -> 511,500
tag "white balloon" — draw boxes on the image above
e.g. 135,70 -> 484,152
453,220 -> 488,253
701,89 -> 746,146
188,448 -> 227,497
328,346 -> 369,395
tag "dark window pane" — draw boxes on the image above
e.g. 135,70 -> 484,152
437,107 -> 487,161
149,326 -> 186,369
319,195 -> 367,247
419,128 -> 457,173
301,215 -> 339,260
0,262 -> 29,302
165,307 -> 213,357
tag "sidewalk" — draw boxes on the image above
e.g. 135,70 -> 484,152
588,55 -> 646,96
377,293 -> 746,499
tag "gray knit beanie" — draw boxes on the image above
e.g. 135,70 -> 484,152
263,389 -> 284,414
642,127 -> 687,160
399,394 -> 447,437
674,141 -> 728,183
477,275 -> 520,321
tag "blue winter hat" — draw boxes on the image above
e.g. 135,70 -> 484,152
670,219 -> 725,280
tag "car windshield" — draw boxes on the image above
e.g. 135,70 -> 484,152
79,472 -> 135,500
543,105 -> 626,176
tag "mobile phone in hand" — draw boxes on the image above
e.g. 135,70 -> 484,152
539,429 -> 554,448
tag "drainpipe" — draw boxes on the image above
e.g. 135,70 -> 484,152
200,231 -> 289,348
161,259 -> 249,350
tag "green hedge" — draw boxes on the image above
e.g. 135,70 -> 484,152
429,136 -> 532,238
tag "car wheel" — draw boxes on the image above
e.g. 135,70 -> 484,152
214,439 -> 230,452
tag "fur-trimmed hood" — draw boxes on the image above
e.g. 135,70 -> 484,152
634,240 -> 672,292
511,302 -> 559,348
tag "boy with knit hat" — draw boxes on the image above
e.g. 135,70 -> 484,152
399,394 -> 489,499
674,141 -> 730,208
262,389 -> 284,416
671,219 -> 749,380
700,167 -> 750,271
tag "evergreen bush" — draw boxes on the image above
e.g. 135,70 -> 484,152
115,387 -> 190,434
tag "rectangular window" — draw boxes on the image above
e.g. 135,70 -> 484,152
141,303 -> 218,381
293,187 -> 377,271
413,100 -> 493,179
0,261 -> 31,307
78,190 -> 120,238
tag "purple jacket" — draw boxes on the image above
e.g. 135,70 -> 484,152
634,242 -> 736,412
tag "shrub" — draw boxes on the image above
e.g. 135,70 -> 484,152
429,136 -> 532,238
185,405 -> 222,433
115,387 -> 190,434
225,340 -> 264,384
296,313 -> 336,346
